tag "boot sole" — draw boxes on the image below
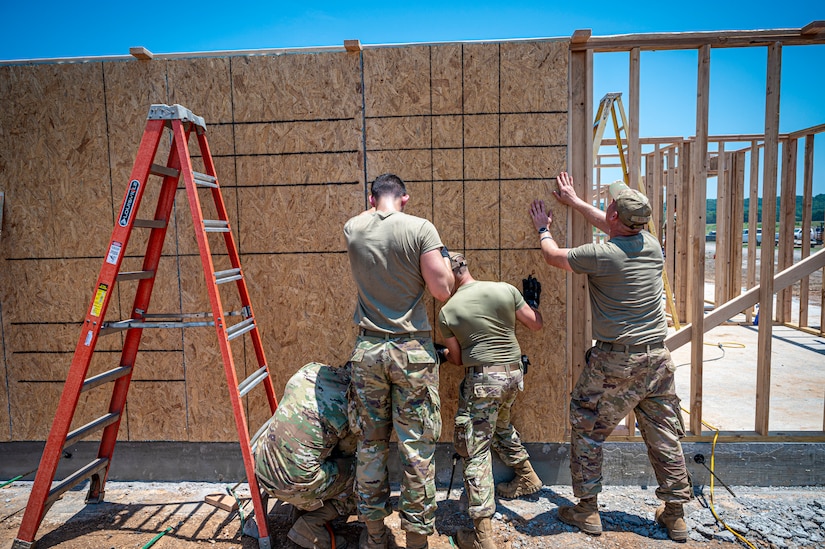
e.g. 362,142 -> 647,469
656,521 -> 688,543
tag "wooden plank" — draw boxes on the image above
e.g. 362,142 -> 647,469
568,47 -> 593,393
801,21 -> 825,35
689,44 -> 710,435
652,146 -> 663,244
756,42 -> 782,436
205,493 -> 239,512
628,48 -> 641,188
129,46 -> 153,60
777,138 -> 797,322
746,142 -> 760,322
665,148 -> 677,323
344,39 -> 362,52
570,27 -> 825,53
571,29 -> 592,44
677,142 -> 691,322
731,151 -> 745,302
799,135 -> 814,328
715,144 -> 728,306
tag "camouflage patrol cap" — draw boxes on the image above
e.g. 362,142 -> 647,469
609,180 -> 651,229
449,252 -> 467,272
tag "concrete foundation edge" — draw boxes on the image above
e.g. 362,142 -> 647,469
1,441 -> 823,487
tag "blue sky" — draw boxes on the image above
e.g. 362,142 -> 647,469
1,1 -> 823,197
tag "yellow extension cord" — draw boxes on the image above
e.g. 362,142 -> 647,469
680,409 -> 757,549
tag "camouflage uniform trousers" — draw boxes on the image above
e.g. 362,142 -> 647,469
570,345 -> 691,503
454,365 -> 530,519
256,452 -> 358,516
348,335 -> 442,535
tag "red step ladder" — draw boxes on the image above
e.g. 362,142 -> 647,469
13,104 -> 279,549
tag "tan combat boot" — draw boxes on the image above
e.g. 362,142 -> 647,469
455,517 -> 497,549
495,459 -> 542,499
406,531 -> 428,549
655,502 -> 688,542
557,496 -> 602,535
359,519 -> 388,549
287,501 -> 347,549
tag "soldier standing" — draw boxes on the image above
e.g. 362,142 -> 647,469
254,362 -> 356,549
344,173 -> 454,549
528,172 -> 692,542
437,253 -> 543,549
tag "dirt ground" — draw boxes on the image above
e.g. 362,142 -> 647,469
703,242 -> 823,308
0,482 -> 768,549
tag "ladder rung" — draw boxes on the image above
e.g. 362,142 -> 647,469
100,319 -> 215,334
250,416 -> 274,454
64,412 -> 120,448
82,366 -> 132,393
226,318 -> 255,341
203,220 -> 230,232
215,268 -> 242,284
150,163 -> 180,178
116,270 -> 154,282
193,171 -> 218,188
46,458 -> 109,507
133,219 -> 167,229
238,366 -> 269,398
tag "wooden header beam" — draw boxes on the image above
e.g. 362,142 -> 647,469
571,23 -> 825,52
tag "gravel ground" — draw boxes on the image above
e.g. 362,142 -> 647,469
2,481 -> 824,548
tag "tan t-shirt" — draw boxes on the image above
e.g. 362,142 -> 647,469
344,210 -> 443,333
567,231 -> 668,345
437,281 -> 525,366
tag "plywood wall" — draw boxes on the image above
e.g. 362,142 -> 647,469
0,39 -> 570,445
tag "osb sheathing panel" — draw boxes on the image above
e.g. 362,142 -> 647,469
0,38 -> 571,444
0,63 -> 111,258
229,53 -> 362,122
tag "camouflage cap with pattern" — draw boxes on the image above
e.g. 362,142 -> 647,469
609,180 -> 651,229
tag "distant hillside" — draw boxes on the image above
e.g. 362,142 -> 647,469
706,194 -> 825,225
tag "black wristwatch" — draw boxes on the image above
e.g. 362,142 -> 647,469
538,227 -> 549,234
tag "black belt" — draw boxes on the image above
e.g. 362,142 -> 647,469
359,328 -> 431,340
595,340 -> 665,353
466,362 -> 520,374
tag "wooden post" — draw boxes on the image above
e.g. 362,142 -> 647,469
731,151 -> 745,302
629,48 -> 641,189
715,142 -> 728,306
777,137 -> 797,323
799,135 -> 814,328
569,46 -> 594,394
653,145 -> 663,242
746,141 -> 760,323
666,147 -> 677,321
689,44 -> 710,436
678,141 -> 692,323
756,42 -> 782,436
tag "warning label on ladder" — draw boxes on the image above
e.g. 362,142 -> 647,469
91,283 -> 108,317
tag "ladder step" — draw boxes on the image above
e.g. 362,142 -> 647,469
203,220 -> 230,232
238,366 -> 269,398
150,163 -> 180,178
116,270 -> 154,282
215,268 -> 242,284
133,219 -> 167,229
226,318 -> 255,341
46,458 -> 109,507
193,171 -> 218,188
100,319 -> 215,335
64,413 -> 120,448
250,416 -> 274,454
82,366 -> 132,393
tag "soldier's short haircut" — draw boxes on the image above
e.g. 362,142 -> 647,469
371,173 -> 407,200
